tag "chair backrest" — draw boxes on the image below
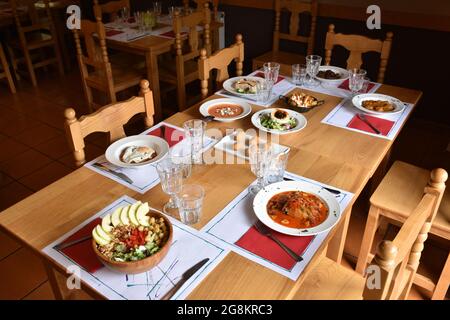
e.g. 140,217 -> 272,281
273,0 -> 318,55
198,33 -> 244,98
173,2 -> 211,61
73,18 -> 115,102
93,0 -> 130,21
324,24 -> 393,83
10,0 -> 55,40
64,80 -> 155,167
363,168 -> 448,300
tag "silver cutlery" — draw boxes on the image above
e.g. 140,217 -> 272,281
161,258 -> 209,300
159,124 -> 166,140
254,221 -> 303,262
93,162 -> 133,184
283,177 -> 341,195
357,113 -> 381,134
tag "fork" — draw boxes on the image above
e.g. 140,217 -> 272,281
254,221 -> 303,262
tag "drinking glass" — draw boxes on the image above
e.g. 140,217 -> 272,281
134,12 -> 144,32
266,150 -> 289,184
177,184 -> 205,225
168,6 -> 177,18
170,145 -> 192,179
263,62 -> 280,86
156,159 -> 183,213
305,55 -> 322,86
120,7 -> 129,25
183,119 -> 206,165
291,64 -> 307,86
153,1 -> 162,19
248,141 -> 273,195
359,76 -> 370,93
348,68 -> 367,96
255,79 -> 272,104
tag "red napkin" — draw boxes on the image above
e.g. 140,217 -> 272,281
158,31 -> 188,38
254,72 -> 284,84
235,226 -> 314,270
147,124 -> 184,147
338,79 -> 375,93
57,218 -> 103,273
106,29 -> 124,37
347,114 -> 395,136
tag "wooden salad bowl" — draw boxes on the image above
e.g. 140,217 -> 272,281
92,210 -> 173,274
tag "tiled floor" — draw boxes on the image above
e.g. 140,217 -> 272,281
0,69 -> 449,300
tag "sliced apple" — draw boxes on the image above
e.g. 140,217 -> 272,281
128,201 -> 141,226
95,225 -> 111,242
136,202 -> 150,226
101,214 -> 113,233
111,207 -> 122,227
92,227 -> 110,246
120,206 -> 130,225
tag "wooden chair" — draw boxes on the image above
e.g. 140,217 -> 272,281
73,18 -> 146,111
64,79 -> 155,167
356,161 -> 450,299
252,0 -> 317,75
7,0 -> 64,86
291,168 -> 448,300
93,0 -> 130,23
159,3 -> 211,110
0,43 -> 16,93
324,24 -> 393,83
198,33 -> 243,99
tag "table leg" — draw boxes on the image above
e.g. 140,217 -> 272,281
44,260 -> 65,300
326,206 -> 352,264
146,51 -> 162,122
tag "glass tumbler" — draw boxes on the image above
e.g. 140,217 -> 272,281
177,184 -> 205,225
349,68 -> 367,96
292,64 -> 307,86
266,150 -> 289,184
263,62 -> 280,86
183,119 -> 206,165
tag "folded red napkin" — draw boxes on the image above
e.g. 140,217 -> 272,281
235,226 -> 314,270
254,72 -> 284,84
106,29 -> 124,37
147,125 -> 184,147
338,79 -> 375,93
158,31 -> 188,38
347,114 -> 395,136
57,218 -> 103,274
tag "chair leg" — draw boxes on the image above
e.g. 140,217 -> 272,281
23,50 -> 37,86
431,252 -> 450,300
0,46 -> 16,93
6,45 -> 20,81
355,206 -> 381,275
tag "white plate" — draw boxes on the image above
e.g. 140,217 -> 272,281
253,181 -> 341,236
199,98 -> 252,122
222,76 -> 262,98
105,135 -> 169,168
214,131 -> 290,161
352,93 -> 405,116
251,108 -> 307,135
316,66 -> 349,83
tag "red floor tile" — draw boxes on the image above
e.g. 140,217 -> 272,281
0,181 -> 33,211
0,149 -> 53,179
19,161 -> 72,192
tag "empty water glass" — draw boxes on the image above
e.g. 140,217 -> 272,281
153,1 -> 162,18
168,6 -> 178,18
266,150 -> 289,184
292,64 -> 307,86
349,68 -> 367,96
263,62 -> 280,86
248,141 -> 272,195
120,7 -> 129,25
170,145 -> 192,179
305,55 -> 321,86
156,159 -> 183,213
255,79 -> 272,104
183,119 -> 206,165
359,76 -> 370,93
178,184 -> 205,225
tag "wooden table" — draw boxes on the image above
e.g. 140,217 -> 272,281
0,82 -> 422,299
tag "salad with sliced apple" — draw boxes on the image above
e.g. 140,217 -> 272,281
92,201 -> 169,262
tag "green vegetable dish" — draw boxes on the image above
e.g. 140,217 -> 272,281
259,109 -> 298,131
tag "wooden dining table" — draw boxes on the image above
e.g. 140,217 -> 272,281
0,77 -> 422,299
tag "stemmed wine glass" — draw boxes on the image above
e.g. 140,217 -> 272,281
348,68 -> 367,96
120,7 -> 130,26
305,55 -> 322,86
156,158 -> 183,214
248,141 -> 272,195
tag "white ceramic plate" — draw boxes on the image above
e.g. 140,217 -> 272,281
352,93 -> 405,116
199,98 -> 252,122
316,65 -> 349,83
214,131 -> 290,161
222,76 -> 262,98
251,108 -> 307,135
253,180 -> 341,236
105,135 -> 169,168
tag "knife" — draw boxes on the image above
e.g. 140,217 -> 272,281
356,113 -> 381,135
54,234 -> 92,250
93,163 -> 133,184
161,258 -> 209,300
283,177 -> 341,195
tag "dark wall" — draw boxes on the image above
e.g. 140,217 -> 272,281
220,5 -> 450,126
